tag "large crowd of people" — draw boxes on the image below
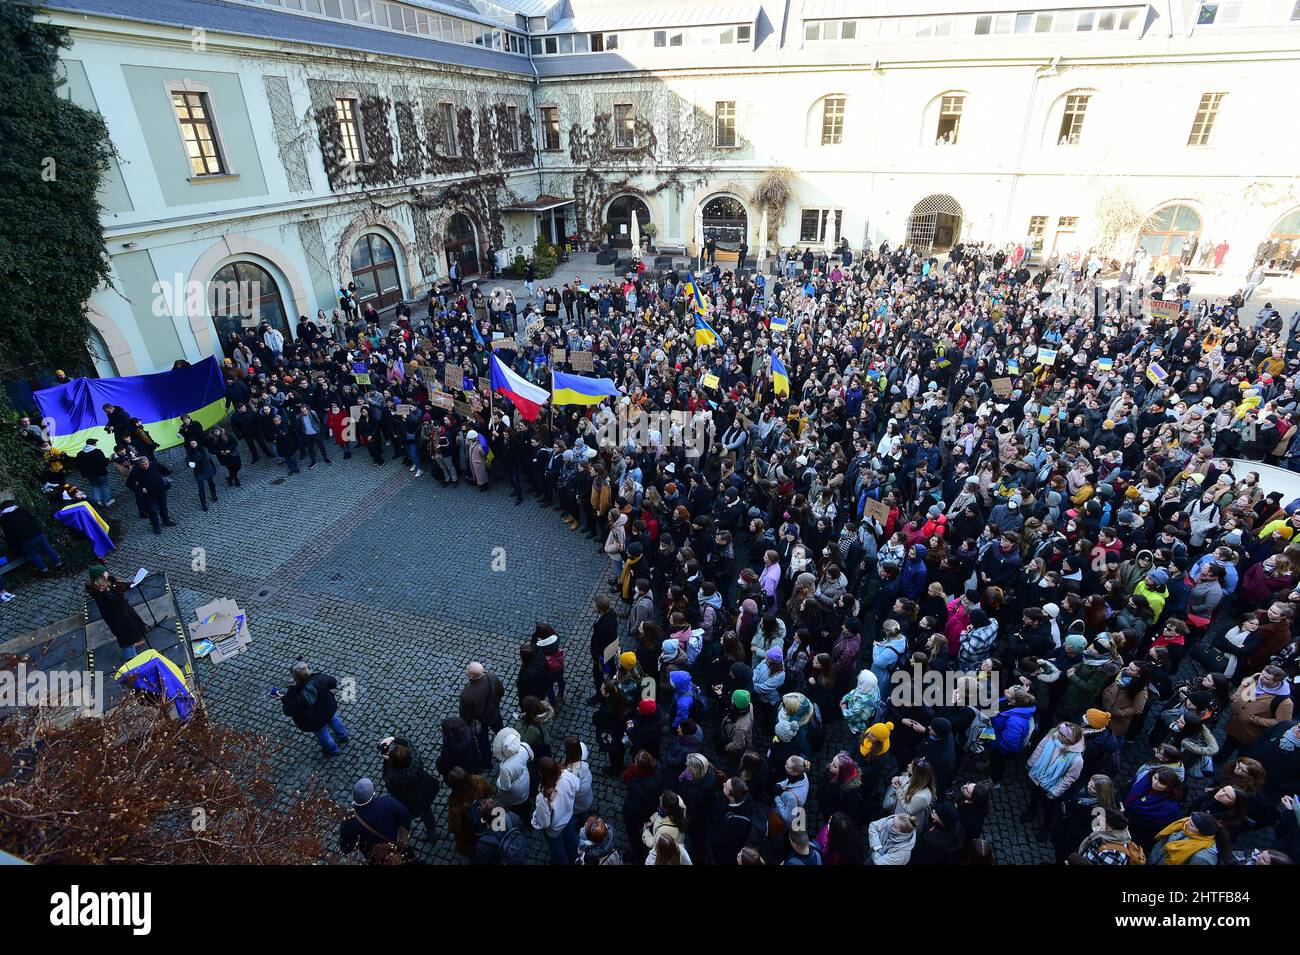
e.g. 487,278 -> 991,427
14,236 -> 1300,865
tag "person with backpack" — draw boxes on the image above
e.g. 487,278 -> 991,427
472,797 -> 527,865
576,815 -> 623,865
1073,807 -> 1146,865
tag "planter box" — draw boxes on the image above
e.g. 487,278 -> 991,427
595,250 -> 618,265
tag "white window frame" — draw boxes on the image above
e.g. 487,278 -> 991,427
163,79 -> 236,181
438,101 -> 459,157
714,100 -> 737,148
333,93 -> 367,166
613,102 -> 636,149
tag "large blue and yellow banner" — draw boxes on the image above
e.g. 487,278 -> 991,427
35,357 -> 227,455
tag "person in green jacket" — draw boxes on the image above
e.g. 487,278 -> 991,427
1057,649 -> 1121,724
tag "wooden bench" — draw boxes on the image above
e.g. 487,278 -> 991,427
0,555 -> 29,577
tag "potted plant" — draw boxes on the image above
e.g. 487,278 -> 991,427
642,222 -> 658,253
601,222 -> 617,249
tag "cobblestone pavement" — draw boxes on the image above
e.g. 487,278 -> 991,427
0,446 -> 1248,864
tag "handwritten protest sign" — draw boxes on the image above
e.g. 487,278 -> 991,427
429,392 -> 454,410
551,348 -> 567,365
992,377 -> 1013,397
702,373 -> 720,390
861,498 -> 891,526
569,351 -> 594,371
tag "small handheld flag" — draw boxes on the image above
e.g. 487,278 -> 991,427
694,314 -> 720,348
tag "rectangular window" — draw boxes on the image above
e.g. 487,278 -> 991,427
799,209 -> 843,243
1076,11 -> 1095,30
1058,93 -> 1089,144
323,0 -> 341,17
805,22 -> 820,41
556,34 -> 573,53
975,15 -> 992,34
1187,91 -> 1225,145
540,106 -> 561,150
936,94 -> 963,144
824,21 -> 841,39
669,31 -> 683,46
334,97 -> 364,164
715,101 -> 737,147
544,36 -> 557,53
1015,12 -> 1033,32
590,32 -> 604,51
654,30 -> 666,47
530,37 -> 543,54
614,103 -> 635,148
572,33 -> 589,52
1058,216 -> 1079,228
438,102 -> 458,156
505,105 -> 520,151
1119,9 -> 1138,28
1028,215 -> 1047,252
1097,10 -> 1116,29
1293,0 -> 1300,19
605,34 -> 618,50
1053,11 -> 1076,31
932,17 -> 950,36
1035,13 -> 1054,32
737,24 -> 751,42
720,27 -> 734,44
171,90 -> 226,177
820,96 -> 845,145
994,13 -> 1012,32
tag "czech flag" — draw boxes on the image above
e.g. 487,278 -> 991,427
771,351 -> 791,399
552,370 -> 621,406
34,357 -> 227,455
694,315 -> 721,348
55,501 -> 114,557
489,352 -> 549,420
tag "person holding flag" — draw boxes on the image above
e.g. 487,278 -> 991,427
489,351 -> 549,421
771,350 -> 791,399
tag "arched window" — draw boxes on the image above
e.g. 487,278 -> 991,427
701,196 -> 748,254
87,328 -> 116,379
1137,205 -> 1202,259
444,213 -> 480,277
605,195 -> 651,249
350,233 -> 403,308
1263,209 -> 1300,271
209,261 -> 289,343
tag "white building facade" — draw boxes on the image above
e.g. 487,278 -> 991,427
42,0 -> 1300,374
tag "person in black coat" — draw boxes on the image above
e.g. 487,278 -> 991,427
709,776 -> 756,864
86,565 -> 149,666
210,427 -> 243,487
380,734 -> 441,835
0,501 -> 63,573
184,440 -> 219,511
276,661 -> 349,756
75,438 -> 113,508
621,750 -> 663,863
914,717 -> 957,793
516,645 -> 549,704
435,717 -> 484,780
954,781 -> 992,842
230,403 -> 270,462
1245,720 -> 1300,799
626,697 -> 663,760
124,458 -> 175,534
908,802 -> 966,865
589,594 -> 619,701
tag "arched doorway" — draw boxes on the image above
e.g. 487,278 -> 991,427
87,329 -> 116,378
1261,209 -> 1300,272
208,260 -> 290,344
906,195 -> 963,253
605,195 -> 650,249
1137,204 -> 1201,271
444,213 -> 480,278
350,232 -> 403,308
702,195 -> 748,258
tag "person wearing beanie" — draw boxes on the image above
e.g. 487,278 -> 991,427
1150,812 -> 1226,865
85,564 -> 151,667
1133,568 -> 1170,620
1085,708 -> 1111,729
1080,709 -> 1123,782
627,697 -> 662,760
860,721 -> 894,762
339,776 -> 412,858
751,643 -> 786,733
721,690 -> 754,769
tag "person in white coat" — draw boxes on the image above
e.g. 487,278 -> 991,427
492,726 -> 533,817
532,757 -> 579,864
561,736 -> 594,829
867,813 -> 917,865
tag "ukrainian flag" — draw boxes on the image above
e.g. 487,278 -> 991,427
683,270 -> 709,318
54,501 -> 114,557
552,370 -> 621,406
771,351 -> 791,398
694,314 -> 721,348
770,314 -> 789,334
34,356 -> 228,455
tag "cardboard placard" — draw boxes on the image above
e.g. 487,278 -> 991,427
1146,299 -> 1180,322
1036,348 -> 1058,366
570,351 -> 594,371
395,404 -> 413,417
1147,362 -> 1168,385
602,638 -> 620,664
551,348 -> 567,365
453,400 -> 475,417
443,366 -> 463,392
353,373 -> 371,386
429,392 -> 455,410
702,373 -> 720,390
861,497 -> 891,526
992,377 -> 1013,397
189,597 -> 250,664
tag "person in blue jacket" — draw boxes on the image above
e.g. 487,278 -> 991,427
667,670 -> 695,729
987,686 -> 1037,785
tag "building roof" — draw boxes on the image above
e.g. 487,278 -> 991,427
46,0 -> 534,74
546,2 -> 758,32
